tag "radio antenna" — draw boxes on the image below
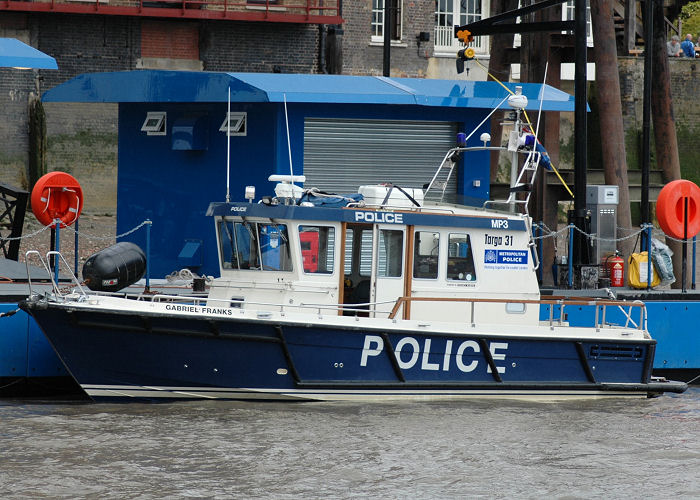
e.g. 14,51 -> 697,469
226,86 -> 231,203
283,93 -> 295,184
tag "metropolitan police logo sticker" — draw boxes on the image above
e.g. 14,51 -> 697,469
485,250 -> 497,263
483,249 -> 528,269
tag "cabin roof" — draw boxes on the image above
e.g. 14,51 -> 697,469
206,202 -> 528,231
42,70 -> 577,112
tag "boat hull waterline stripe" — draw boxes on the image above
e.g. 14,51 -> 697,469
81,384 -> 656,401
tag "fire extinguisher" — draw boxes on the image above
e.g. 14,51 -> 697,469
606,251 -> 625,287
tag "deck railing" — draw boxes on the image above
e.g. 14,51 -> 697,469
27,250 -> 647,334
388,296 -> 647,332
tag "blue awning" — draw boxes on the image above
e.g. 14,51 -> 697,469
42,70 -> 577,112
0,38 -> 57,70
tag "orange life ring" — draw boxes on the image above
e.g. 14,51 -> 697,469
31,172 -> 83,228
656,179 -> 700,239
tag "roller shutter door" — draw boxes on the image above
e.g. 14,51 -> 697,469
303,118 -> 458,201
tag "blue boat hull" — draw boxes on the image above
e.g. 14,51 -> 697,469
21,302 -> 685,401
541,299 -> 700,383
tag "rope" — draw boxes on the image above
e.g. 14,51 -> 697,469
0,308 -> 20,318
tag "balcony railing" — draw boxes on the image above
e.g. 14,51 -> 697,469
434,25 -> 487,56
0,0 -> 342,23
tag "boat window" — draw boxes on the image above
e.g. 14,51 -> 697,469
259,224 -> 292,271
378,229 -> 403,278
299,225 -> 335,274
358,229 -> 373,277
219,220 -> 236,269
447,233 -> 476,281
218,220 -> 291,272
344,226 -> 373,277
413,231 -> 439,279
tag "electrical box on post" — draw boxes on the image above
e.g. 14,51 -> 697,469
586,185 -> 618,265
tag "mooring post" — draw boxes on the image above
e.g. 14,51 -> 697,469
53,219 -> 60,283
682,197 -> 688,292
74,217 -> 79,276
646,224 -> 652,291
568,225 -> 574,288
146,219 -> 152,292
692,236 -> 696,289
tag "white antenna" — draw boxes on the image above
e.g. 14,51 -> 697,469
226,86 -> 231,203
533,62 -> 548,143
283,93 -> 295,184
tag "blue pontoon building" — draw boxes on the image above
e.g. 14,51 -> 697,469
43,70 -> 575,278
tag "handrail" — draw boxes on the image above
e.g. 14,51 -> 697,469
54,281 -> 647,333
387,296 -> 647,331
25,250 -> 88,298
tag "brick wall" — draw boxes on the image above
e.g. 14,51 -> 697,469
341,0 -> 435,77
199,21 -> 319,73
142,20 -> 199,60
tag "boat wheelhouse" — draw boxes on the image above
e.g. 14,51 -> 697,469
208,183 -> 539,326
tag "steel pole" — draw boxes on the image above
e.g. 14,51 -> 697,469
641,0 -> 653,251
382,0 -> 392,77
573,0 -> 588,272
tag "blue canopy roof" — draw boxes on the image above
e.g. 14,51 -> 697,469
0,38 -> 57,70
43,70 -> 577,112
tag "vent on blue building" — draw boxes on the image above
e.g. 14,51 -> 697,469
141,111 -> 166,136
220,112 -> 247,136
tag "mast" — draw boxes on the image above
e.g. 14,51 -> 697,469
571,0 -> 589,271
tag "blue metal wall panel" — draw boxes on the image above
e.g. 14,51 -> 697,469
117,100 -> 493,278
0,304 -> 28,378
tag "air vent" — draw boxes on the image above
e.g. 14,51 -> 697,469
589,344 -> 643,359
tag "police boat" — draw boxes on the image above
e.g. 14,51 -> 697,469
19,173 -> 688,401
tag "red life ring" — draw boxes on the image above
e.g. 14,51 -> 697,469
656,179 -> 700,240
31,172 -> 83,228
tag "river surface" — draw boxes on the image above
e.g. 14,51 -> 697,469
0,389 -> 698,499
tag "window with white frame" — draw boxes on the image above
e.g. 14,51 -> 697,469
219,112 -> 247,136
371,0 -> 403,43
563,0 -> 593,46
514,1 -> 592,48
141,111 -> 166,136
434,0 -> 488,55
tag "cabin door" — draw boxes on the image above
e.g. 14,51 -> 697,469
370,224 -> 406,318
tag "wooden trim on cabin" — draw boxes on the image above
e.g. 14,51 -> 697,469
403,225 -> 415,320
338,222 -> 347,316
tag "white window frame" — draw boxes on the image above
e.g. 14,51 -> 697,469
219,112 -> 247,137
141,111 -> 166,136
371,0 -> 403,44
563,0 -> 593,46
511,0 -> 595,81
434,0 -> 489,56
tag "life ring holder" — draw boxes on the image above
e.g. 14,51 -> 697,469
31,172 -> 83,228
656,179 -> 700,240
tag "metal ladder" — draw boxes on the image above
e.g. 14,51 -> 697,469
504,149 -> 542,213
